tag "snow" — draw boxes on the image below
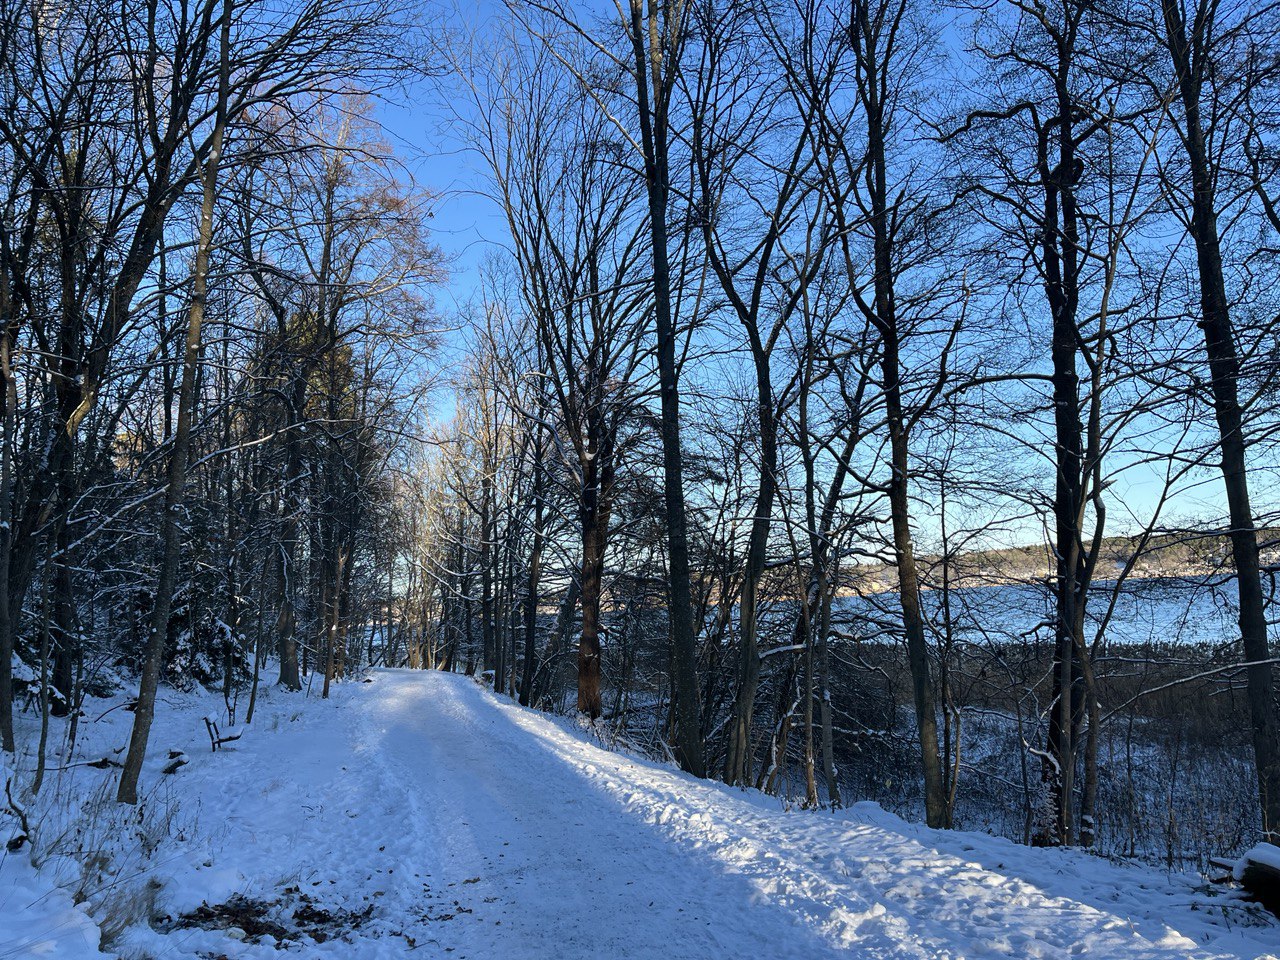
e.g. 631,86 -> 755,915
3,669 -> 1278,958
0,841 -> 103,958
1237,843 -> 1280,879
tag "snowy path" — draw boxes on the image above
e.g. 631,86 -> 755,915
14,669 -> 1276,959
364,672 -> 1276,960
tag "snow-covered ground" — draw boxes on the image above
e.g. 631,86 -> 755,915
3,670 -> 1277,959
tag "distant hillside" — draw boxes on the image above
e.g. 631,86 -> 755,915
838,529 -> 1280,595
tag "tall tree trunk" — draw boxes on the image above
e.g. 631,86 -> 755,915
0,316 -> 13,752
884,372 -> 948,829
799,351 -> 856,809
519,450 -> 545,706
336,544 -> 354,678
481,472 -> 495,685
50,544 -> 75,716
816,582 -> 840,807
862,21 -> 947,826
221,331 -> 241,716
321,542 -> 350,698
1044,131 -> 1088,845
275,517 -> 301,690
801,576 -> 819,808
494,562 -> 507,695
1078,656 -> 1101,847
576,407 -> 614,720
578,498 -> 605,719
1162,0 -> 1280,841
625,0 -> 704,777
828,0 -> 948,827
725,358 -> 776,786
117,0 -> 231,804
31,559 -> 52,795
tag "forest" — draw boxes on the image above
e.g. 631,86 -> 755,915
4,0 -> 1280,952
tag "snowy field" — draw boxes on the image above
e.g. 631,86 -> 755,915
2,669 -> 1278,959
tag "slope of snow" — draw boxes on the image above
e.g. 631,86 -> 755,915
3,669 -> 1277,958
0,832 -> 103,959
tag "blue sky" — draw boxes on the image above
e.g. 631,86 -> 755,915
377,93 -> 498,316
367,1 -> 1263,550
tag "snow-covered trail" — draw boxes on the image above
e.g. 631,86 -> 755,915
366,671 -> 1273,960
42,668 -> 1275,959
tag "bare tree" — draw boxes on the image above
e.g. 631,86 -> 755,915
117,0 -> 234,805
792,0 -> 966,828
686,0 -> 828,787
461,24 -> 652,717
1135,0 -> 1280,843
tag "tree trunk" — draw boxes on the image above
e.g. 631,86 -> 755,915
1163,0 -> 1280,840
481,471 -> 495,685
799,349 -> 854,809
275,527 -> 301,690
578,489 -> 606,719
0,331 -> 12,753
275,370 -> 306,690
885,387 -> 948,829
725,357 -> 776,786
0,222 -> 15,751
50,547 -> 76,715
519,454 -> 545,706
816,582 -> 840,807
1044,323 -> 1087,847
321,542 -> 350,698
32,563 -> 52,795
117,0 -> 231,803
866,48 -> 947,828
801,582 -> 819,808
535,578 -> 580,709
625,0 -> 704,777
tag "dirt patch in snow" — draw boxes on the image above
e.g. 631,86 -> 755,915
159,890 -> 375,946
167,895 -> 288,942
